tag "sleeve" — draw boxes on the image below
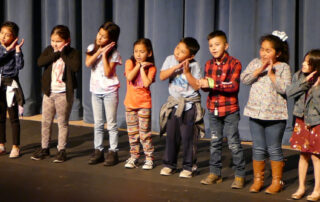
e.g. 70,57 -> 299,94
240,58 -> 260,85
148,66 -> 157,83
311,86 -> 320,112
87,44 -> 94,53
190,61 -> 202,80
286,71 -> 311,99
37,46 -> 61,67
271,63 -> 292,95
0,49 -> 13,62
14,51 -> 24,71
214,60 -> 242,93
160,56 -> 172,71
61,47 -> 81,72
124,59 -> 134,77
201,60 -> 211,92
110,50 -> 122,65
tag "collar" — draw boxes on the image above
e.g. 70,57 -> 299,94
213,52 -> 229,65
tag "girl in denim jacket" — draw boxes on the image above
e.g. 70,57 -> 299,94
287,49 -> 320,201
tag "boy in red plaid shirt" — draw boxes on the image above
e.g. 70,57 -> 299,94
199,30 -> 245,189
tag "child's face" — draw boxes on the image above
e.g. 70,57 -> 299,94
302,55 -> 312,73
208,36 -> 228,59
134,43 -> 152,63
51,34 -> 68,52
259,40 -> 279,64
174,42 -> 191,62
96,28 -> 109,46
0,26 -> 15,47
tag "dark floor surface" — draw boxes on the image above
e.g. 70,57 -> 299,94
0,120 -> 315,202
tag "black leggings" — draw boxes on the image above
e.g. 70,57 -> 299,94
0,88 -> 20,145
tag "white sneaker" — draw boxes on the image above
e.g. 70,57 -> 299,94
9,147 -> 20,158
124,157 -> 138,168
179,170 -> 192,178
142,160 -> 153,170
160,167 -> 174,176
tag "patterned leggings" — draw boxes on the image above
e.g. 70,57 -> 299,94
125,108 -> 154,160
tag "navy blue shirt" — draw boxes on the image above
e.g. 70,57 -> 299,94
0,45 -> 24,78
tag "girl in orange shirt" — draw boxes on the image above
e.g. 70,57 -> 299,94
124,38 -> 156,170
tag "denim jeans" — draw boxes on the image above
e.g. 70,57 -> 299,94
209,111 -> 245,177
92,92 -> 119,151
249,118 -> 286,161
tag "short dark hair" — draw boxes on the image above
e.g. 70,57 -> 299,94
180,37 -> 200,55
1,21 -> 19,38
51,25 -> 70,41
260,34 -> 289,63
207,30 -> 227,43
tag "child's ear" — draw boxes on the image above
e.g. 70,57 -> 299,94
224,43 -> 229,51
276,51 -> 282,59
148,51 -> 153,57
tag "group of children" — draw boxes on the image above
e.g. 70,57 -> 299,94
1,20 -> 320,201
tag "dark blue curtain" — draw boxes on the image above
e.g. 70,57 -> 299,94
1,0 -> 320,144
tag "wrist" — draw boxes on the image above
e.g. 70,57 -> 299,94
207,78 -> 215,88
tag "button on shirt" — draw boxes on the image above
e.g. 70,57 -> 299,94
0,45 -> 24,77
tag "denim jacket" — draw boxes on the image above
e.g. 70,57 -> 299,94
286,70 -> 320,126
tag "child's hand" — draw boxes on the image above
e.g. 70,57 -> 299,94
198,78 -> 209,88
305,71 -> 317,83
313,76 -> 320,87
6,38 -> 18,52
101,42 -> 116,56
59,42 -> 70,52
267,59 -> 275,75
15,38 -> 24,52
140,62 -> 153,69
183,59 -> 191,74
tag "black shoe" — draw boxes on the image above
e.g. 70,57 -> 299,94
88,149 -> 105,165
53,149 -> 67,163
104,150 -> 119,166
30,148 -> 50,160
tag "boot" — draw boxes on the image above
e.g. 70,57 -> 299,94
88,149 -> 104,165
104,150 -> 119,166
249,160 -> 265,193
265,160 -> 284,194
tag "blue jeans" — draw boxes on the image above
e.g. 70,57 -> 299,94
209,111 -> 245,177
249,118 -> 286,161
92,92 -> 119,151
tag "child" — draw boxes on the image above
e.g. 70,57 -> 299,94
240,31 -> 291,194
287,49 -> 320,201
159,37 -> 204,178
0,21 -> 24,158
198,30 -> 245,189
124,38 -> 156,170
31,25 -> 81,163
85,22 -> 122,166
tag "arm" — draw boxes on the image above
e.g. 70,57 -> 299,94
102,54 -> 117,78
125,60 -> 141,82
140,65 -> 156,88
240,59 -> 267,85
183,60 -> 200,90
0,38 -> 18,62
270,63 -> 292,94
13,38 -> 24,71
61,47 -> 81,72
286,71 -> 312,98
311,78 -> 320,112
159,63 -> 182,81
37,46 -> 61,67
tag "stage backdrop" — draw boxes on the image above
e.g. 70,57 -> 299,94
1,0 -> 320,144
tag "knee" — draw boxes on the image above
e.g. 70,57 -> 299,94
228,143 -> 242,153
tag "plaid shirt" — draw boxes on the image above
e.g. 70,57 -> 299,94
203,53 -> 242,117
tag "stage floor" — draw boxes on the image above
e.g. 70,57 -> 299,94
0,120 -> 313,202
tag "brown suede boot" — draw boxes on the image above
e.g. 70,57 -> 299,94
265,160 -> 284,194
249,160 -> 265,193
